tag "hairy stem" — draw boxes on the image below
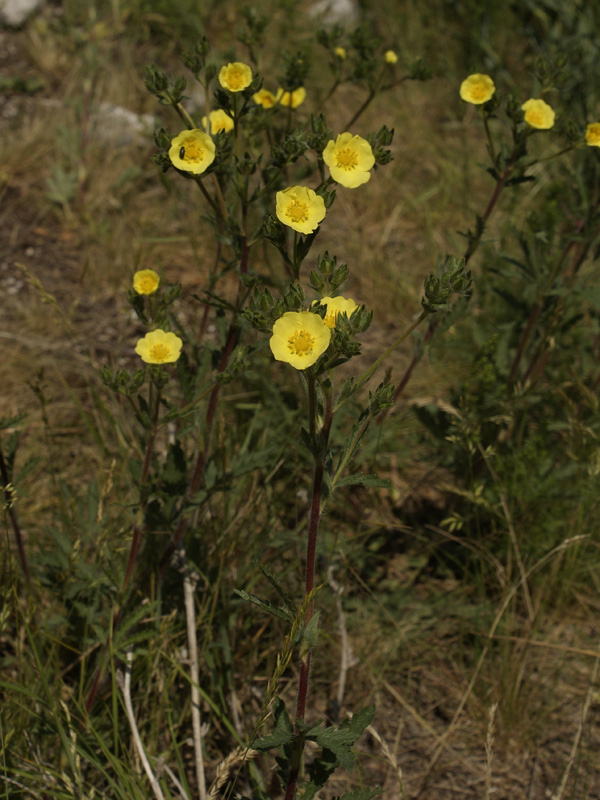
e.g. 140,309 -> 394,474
284,386 -> 333,800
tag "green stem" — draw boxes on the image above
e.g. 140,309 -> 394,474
174,102 -> 196,129
482,112 -> 496,165
348,309 -> 429,403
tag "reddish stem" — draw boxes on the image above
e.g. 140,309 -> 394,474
388,158 -> 515,408
284,390 -> 333,800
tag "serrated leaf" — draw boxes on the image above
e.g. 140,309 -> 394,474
308,707 -> 374,771
253,697 -> 294,750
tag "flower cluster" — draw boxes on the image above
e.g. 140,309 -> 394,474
252,86 -> 307,109
269,296 -> 359,370
319,296 -> 358,328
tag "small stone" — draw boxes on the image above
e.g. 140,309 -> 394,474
94,103 -> 154,147
309,0 -> 360,25
0,0 -> 45,27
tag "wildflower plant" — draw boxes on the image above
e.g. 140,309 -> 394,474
105,23 -> 463,800
7,9 -> 600,800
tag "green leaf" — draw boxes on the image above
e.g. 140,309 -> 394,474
335,473 -> 391,489
233,589 -> 293,622
309,705 -> 375,770
333,789 -> 382,800
0,413 -> 27,432
298,611 -> 320,663
258,563 -> 295,616
253,697 -> 294,750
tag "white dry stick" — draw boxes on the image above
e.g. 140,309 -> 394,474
162,762 -> 192,800
550,645 -> 599,800
328,565 -> 359,715
116,649 -> 166,800
182,551 -> 208,800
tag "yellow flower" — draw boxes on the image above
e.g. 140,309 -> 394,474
334,46 -> 347,59
319,296 -> 359,328
384,50 -> 398,64
275,87 -> 307,108
459,73 -> 495,104
202,108 -> 234,134
135,329 -> 183,364
322,132 -> 375,189
253,88 -> 277,108
521,98 -> 555,130
169,129 -> 216,175
133,269 -> 160,295
585,122 -> 600,146
270,311 -> 331,369
275,186 -> 326,235
219,61 -> 253,92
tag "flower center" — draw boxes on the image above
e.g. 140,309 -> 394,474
149,343 -> 170,362
335,148 -> 359,171
287,329 -> 315,356
285,200 -> 309,223
182,141 -> 204,163
528,111 -> 543,126
139,277 -> 155,292
227,68 -> 245,89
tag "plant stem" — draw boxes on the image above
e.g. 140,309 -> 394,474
350,309 -> 429,402
389,155 -> 517,407
0,439 -> 31,588
284,385 -> 333,800
344,89 -> 375,130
